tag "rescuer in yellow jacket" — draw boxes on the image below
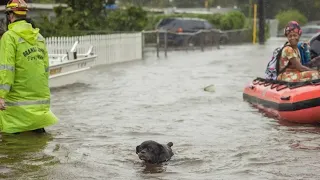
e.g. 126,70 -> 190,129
0,0 -> 58,134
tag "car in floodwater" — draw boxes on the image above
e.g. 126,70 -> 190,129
301,25 -> 320,39
155,17 -> 229,47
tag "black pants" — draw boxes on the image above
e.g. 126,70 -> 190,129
13,128 -> 46,134
32,128 -> 46,133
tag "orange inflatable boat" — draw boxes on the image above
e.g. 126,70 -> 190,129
243,78 -> 320,124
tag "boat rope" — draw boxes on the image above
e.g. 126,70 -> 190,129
252,77 -> 320,91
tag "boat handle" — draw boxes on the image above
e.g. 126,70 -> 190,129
280,96 -> 291,100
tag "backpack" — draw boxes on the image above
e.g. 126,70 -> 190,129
265,42 -> 290,80
298,42 -> 311,65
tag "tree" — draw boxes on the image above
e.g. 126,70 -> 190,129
36,0 -> 149,36
276,9 -> 308,30
106,0 -> 116,5
65,0 -> 105,14
237,0 -> 320,21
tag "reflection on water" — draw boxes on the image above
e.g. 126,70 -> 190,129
0,132 -> 58,179
140,163 -> 168,174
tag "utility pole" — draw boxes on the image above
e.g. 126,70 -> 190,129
248,0 -> 252,20
257,0 -> 265,44
252,3 -> 257,44
204,0 -> 208,9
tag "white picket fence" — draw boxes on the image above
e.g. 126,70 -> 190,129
45,33 -> 143,65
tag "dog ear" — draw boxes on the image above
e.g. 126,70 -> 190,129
157,144 -> 165,153
136,145 -> 140,154
156,144 -> 167,163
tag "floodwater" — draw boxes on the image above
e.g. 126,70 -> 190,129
1,38 -> 320,180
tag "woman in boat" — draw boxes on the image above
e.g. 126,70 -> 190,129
277,21 -> 320,82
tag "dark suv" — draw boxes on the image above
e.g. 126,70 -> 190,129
155,17 -> 228,46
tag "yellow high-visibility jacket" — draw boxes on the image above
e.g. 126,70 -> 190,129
0,20 -> 58,133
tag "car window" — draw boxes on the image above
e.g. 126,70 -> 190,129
157,18 -> 207,31
157,19 -> 185,31
182,20 -> 204,30
157,18 -> 176,28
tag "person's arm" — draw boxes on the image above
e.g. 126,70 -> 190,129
307,56 -> 320,67
312,56 -> 320,63
0,32 -> 16,109
289,57 -> 314,71
283,46 -> 314,72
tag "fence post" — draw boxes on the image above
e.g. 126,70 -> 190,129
201,30 -> 204,52
156,30 -> 160,58
217,31 -> 221,49
164,30 -> 168,57
141,30 -> 145,59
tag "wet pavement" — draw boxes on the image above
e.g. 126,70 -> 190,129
1,38 -> 320,180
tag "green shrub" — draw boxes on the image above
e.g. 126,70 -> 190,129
219,11 -> 246,30
275,9 -> 307,31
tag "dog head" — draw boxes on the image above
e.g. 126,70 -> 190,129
136,140 -> 173,164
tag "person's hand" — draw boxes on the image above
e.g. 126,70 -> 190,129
307,56 -> 320,67
0,98 -> 5,110
312,56 -> 320,61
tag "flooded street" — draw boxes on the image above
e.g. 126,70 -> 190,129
2,38 -> 320,180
